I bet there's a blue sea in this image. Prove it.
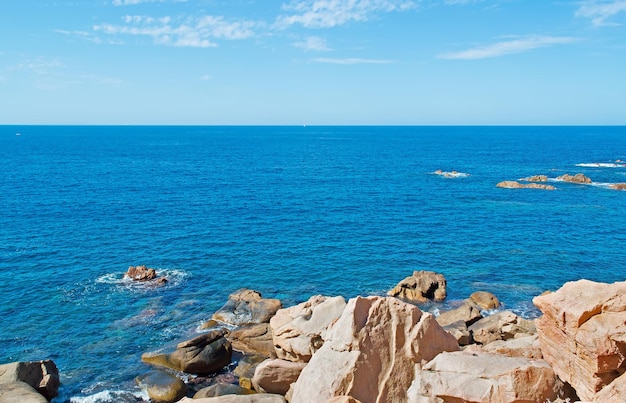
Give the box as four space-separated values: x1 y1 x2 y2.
1 125 625 402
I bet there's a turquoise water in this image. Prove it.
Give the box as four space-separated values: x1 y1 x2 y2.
1 126 625 401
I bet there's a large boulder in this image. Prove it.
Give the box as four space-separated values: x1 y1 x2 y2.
228 323 276 358
270 295 346 363
213 289 282 326
441 320 472 346
194 383 256 398
0 381 47 403
533 279 626 401
289 296 459 403
435 302 482 327
556 173 592 184
407 351 558 403
468 311 535 345
136 370 187 403
387 271 447 303
251 359 306 395
0 360 60 401
468 291 501 310
142 329 232 375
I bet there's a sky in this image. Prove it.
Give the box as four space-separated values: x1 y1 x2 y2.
1 0 626 125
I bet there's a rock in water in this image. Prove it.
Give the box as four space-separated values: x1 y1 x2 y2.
212 289 282 326
289 296 459 402
136 370 187 403
533 279 626 401
142 329 232 375
556 173 592 184
125 265 158 281
387 271 447 303
0 360 60 401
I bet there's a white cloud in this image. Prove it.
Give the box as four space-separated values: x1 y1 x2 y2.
112 0 187 5
438 35 576 60
576 0 626 26
276 0 417 28
294 36 331 51
312 57 394 64
94 15 258 48
444 0 482 4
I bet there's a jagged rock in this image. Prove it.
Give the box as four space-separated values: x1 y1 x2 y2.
556 173 592 184
194 383 256 398
468 311 536 345
125 265 158 281
270 295 346 363
228 323 276 358
0 360 60 400
178 394 286 402
142 329 232 375
136 370 187 403
496 180 556 190
212 289 282 326
289 296 459 402
482 334 543 359
435 302 482 327
387 271 447 303
252 359 307 395
0 381 47 403
533 279 626 401
407 351 558 403
593 371 626 402
468 291 501 310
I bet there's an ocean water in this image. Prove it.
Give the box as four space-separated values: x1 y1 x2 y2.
1 125 625 401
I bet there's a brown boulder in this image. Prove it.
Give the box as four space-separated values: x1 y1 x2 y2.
251 359 307 395
496 181 556 190
469 311 536 345
125 265 158 281
270 295 346 363
142 329 232 375
408 351 558 403
0 360 60 401
556 173 592 184
435 302 482 327
289 296 459 402
213 289 282 326
228 323 276 358
387 271 447 303
533 279 626 401
136 370 187 403
468 291 501 310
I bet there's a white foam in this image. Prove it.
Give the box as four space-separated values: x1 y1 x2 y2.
70 389 148 403
576 162 626 168
95 268 190 290
432 170 470 178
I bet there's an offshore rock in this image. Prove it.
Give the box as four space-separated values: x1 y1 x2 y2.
142 329 232 375
496 180 556 190
408 351 558 403
136 370 187 403
0 360 60 400
125 265 158 281
213 289 282 326
270 295 346 363
610 183 626 190
533 279 626 401
251 359 307 395
556 173 592 184
520 174 549 182
468 311 536 345
387 270 447 303
289 296 459 403
228 323 276 358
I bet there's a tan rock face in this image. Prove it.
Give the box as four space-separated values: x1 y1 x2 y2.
469 291 501 310
125 265 158 281
229 323 276 358
289 296 459 403
387 270 447 303
468 310 536 345
270 295 346 363
522 175 549 182
436 301 482 327
251 358 307 395
533 279 626 401
0 360 60 401
0 381 47 403
213 289 282 326
556 173 592 184
408 351 558 403
482 334 543 359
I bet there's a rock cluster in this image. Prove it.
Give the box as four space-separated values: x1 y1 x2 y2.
387 270 447 302
496 180 556 190
125 265 168 285
556 173 593 184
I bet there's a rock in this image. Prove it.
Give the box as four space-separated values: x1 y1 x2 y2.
0 381 48 403
593 371 626 402
482 334 543 359
194 383 256 398
229 323 276 358
468 311 536 345
142 329 232 375
0 360 60 400
326 398 362 403
435 302 482 327
125 265 158 281
270 295 346 363
234 354 267 390
468 291 501 310
407 351 558 403
289 296 459 402
201 319 221 330
136 370 187 403
177 394 286 402
521 174 548 182
251 359 307 395
441 320 472 346
496 180 556 190
213 289 282 326
387 270 447 303
533 279 626 401
556 173 592 184
610 183 626 190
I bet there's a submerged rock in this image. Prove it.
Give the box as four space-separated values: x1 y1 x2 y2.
213 289 282 326
387 270 447 303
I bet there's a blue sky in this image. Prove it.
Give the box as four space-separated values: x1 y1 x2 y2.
1 0 625 125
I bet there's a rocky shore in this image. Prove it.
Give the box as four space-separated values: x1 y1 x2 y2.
2 271 625 403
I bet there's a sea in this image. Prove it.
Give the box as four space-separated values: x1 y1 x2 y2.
1 125 625 402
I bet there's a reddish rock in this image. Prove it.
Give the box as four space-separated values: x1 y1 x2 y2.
387 271 447 303
125 265 158 281
556 173 592 184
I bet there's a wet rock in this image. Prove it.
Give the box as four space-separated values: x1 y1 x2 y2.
234 354 267 390
136 370 187 403
125 265 158 281
213 289 282 326
610 183 626 190
387 270 447 303
142 329 232 375
521 174 548 182
228 323 276 358
0 360 60 401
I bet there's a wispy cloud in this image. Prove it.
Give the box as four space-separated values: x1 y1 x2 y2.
444 0 483 4
275 0 417 28
312 57 394 64
293 36 331 51
576 0 626 26
94 15 259 47
8 57 63 74
438 35 576 60
112 0 187 6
